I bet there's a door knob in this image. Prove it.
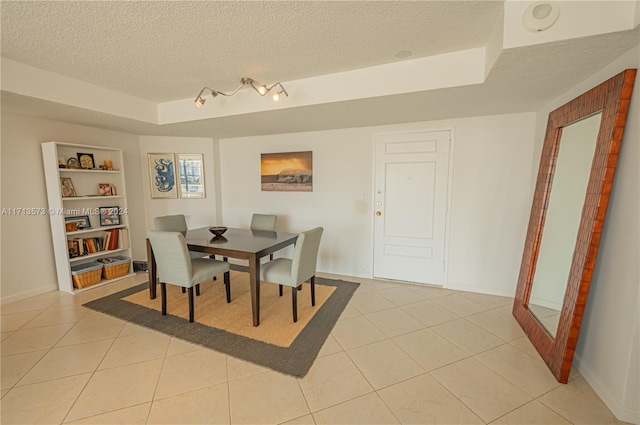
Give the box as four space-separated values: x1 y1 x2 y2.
376 211 382 216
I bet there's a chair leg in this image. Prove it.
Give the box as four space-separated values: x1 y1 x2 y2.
210 255 217 280
279 285 283 296
188 287 195 323
196 283 200 296
311 275 316 306
292 286 299 323
224 272 231 303
161 283 167 316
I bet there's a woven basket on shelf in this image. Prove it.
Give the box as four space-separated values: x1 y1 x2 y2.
72 268 102 289
102 261 130 280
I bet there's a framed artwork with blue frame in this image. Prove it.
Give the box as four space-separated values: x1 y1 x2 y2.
147 153 177 199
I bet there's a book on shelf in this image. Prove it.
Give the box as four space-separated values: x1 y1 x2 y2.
68 231 120 258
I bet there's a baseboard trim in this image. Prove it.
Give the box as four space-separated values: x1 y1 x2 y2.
574 353 639 424
1 284 58 305
444 282 515 298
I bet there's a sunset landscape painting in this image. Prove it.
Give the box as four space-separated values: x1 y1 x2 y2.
261 151 313 192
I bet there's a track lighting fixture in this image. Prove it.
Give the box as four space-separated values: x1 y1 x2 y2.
195 77 288 107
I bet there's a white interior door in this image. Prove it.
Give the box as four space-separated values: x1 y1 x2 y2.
373 130 451 285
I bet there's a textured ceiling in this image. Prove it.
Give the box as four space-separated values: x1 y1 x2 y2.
1 1 638 138
1 1 501 102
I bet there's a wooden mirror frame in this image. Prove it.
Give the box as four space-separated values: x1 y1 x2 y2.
513 69 636 383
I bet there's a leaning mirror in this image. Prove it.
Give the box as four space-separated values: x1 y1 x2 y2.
513 69 636 383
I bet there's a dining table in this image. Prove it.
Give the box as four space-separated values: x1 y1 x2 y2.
146 226 298 326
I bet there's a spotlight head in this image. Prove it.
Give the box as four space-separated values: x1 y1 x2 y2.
272 91 281 101
195 97 206 108
258 85 268 95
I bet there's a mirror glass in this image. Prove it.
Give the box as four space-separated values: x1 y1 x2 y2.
528 113 602 337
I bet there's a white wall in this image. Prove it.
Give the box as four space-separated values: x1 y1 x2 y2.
139 136 220 231
1 114 147 303
219 113 536 297
533 46 639 424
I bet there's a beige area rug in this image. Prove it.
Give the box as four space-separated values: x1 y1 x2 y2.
123 269 336 347
83 266 359 377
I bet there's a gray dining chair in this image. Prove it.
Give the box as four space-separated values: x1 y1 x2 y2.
259 227 323 322
251 213 277 260
154 214 205 259
147 230 231 322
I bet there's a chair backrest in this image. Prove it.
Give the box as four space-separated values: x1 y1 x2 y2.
291 227 323 285
250 213 277 231
147 230 192 286
154 214 188 234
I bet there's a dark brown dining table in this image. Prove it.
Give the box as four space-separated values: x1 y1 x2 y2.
146 227 298 326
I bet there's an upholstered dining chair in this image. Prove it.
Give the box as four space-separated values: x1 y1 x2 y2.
251 213 277 260
154 214 205 259
259 227 323 322
147 230 231 323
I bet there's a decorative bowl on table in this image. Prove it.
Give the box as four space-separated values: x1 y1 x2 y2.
209 226 227 237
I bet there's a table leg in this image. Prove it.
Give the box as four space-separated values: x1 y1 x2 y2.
248 255 261 326
146 239 157 299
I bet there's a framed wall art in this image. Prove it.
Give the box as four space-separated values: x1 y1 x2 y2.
260 151 313 192
147 153 177 199
177 153 205 199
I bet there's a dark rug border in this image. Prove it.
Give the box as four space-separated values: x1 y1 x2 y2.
83 270 359 378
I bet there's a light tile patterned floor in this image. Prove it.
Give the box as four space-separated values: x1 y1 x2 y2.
0 272 630 424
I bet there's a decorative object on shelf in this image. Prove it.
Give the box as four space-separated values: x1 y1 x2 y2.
99 206 120 226
147 153 177 199
71 262 103 289
60 177 77 197
261 151 313 192
209 226 227 237
58 157 66 168
110 185 117 196
65 215 91 230
195 77 288 107
98 183 111 196
77 153 95 169
177 153 206 199
66 157 80 169
98 256 131 280
104 160 113 170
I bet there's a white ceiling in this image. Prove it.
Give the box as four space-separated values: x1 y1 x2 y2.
1 1 638 138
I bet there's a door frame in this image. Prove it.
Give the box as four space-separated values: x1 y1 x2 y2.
369 126 456 287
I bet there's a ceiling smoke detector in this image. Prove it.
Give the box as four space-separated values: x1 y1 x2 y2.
522 1 560 32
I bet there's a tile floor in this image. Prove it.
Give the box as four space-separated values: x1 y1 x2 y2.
0 272 629 424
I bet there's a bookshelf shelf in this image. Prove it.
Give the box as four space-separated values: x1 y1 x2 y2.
62 195 125 201
66 224 126 236
42 142 133 294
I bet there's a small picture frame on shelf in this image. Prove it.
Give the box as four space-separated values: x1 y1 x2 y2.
77 153 95 169
99 207 120 226
66 157 80 169
65 215 91 230
60 177 77 197
98 183 111 196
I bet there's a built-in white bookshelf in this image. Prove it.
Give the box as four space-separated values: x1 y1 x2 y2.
42 142 134 293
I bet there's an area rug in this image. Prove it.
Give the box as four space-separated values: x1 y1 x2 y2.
83 267 359 377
